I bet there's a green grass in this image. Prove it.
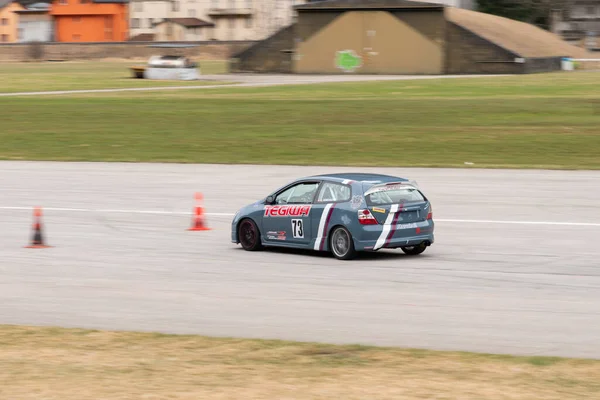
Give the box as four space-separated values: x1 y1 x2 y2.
1 70 599 169
0 60 231 92
1 324 599 400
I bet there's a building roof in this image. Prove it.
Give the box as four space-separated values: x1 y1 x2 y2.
128 33 155 41
14 1 49 12
295 0 444 11
157 17 215 28
447 7 592 58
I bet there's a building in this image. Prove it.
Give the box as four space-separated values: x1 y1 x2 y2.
128 0 309 41
14 2 53 42
307 0 474 8
49 0 128 42
153 17 214 41
231 0 591 75
0 0 25 42
551 0 600 50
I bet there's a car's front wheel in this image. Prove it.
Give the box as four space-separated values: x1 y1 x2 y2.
238 219 263 251
329 226 357 260
401 242 427 255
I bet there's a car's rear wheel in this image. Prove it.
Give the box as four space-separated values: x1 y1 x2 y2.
401 242 427 255
329 226 357 260
238 219 263 251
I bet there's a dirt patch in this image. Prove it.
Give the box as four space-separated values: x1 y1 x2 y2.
1 325 599 400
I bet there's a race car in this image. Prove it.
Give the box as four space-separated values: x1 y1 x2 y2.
231 173 434 260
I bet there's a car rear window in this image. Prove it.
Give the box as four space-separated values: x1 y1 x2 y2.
365 185 425 206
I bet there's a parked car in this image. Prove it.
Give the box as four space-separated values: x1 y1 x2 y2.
231 173 434 260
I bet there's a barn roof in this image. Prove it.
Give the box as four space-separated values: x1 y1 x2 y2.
295 0 444 11
447 7 592 59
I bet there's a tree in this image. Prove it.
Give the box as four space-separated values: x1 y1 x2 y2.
476 0 574 30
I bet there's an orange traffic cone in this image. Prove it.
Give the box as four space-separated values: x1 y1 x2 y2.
188 193 211 231
25 207 52 248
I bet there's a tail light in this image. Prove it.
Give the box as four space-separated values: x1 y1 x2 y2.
358 209 378 225
426 204 433 220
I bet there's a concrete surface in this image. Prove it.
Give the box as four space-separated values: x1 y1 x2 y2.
0 73 509 97
0 161 599 359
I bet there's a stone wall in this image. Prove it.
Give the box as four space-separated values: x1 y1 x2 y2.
0 41 256 62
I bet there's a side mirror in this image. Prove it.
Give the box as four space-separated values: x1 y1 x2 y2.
266 195 274 204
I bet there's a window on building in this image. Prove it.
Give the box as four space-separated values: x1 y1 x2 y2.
228 18 235 28
1 18 8 26
59 0 67 4
172 1 179 11
245 17 252 28
80 0 90 3
148 18 153 28
132 18 139 28
211 0 218 8
245 0 251 9
72 34 80 40
586 5 596 15
228 0 235 8
188 9 196 17
73 16 81 22
1 34 8 42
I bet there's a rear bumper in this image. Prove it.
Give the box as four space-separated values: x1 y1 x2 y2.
353 220 435 251
356 233 434 251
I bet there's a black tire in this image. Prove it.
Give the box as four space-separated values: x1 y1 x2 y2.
238 219 263 251
401 242 427 256
329 226 357 260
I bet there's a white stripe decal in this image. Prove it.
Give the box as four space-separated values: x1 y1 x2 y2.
374 204 399 250
314 203 334 250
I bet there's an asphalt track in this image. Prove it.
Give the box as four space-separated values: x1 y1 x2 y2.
1 161 599 359
0 73 508 97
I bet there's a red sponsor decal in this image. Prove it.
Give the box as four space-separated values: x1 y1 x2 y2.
264 205 312 217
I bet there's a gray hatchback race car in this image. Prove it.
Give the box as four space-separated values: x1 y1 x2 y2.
231 173 434 260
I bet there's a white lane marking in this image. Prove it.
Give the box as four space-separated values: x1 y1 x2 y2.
0 206 231 216
314 203 334 251
0 206 598 227
436 219 600 227
373 204 400 250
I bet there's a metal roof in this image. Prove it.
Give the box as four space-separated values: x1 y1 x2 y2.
307 173 409 183
146 43 200 48
294 0 445 11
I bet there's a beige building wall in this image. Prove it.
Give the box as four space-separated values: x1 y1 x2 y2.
130 0 308 41
0 2 24 43
129 0 170 38
154 21 213 41
294 11 444 74
154 21 186 41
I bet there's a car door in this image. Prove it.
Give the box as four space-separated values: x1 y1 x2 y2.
311 181 353 251
261 181 321 247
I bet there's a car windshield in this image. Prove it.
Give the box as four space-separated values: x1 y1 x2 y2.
365 185 425 206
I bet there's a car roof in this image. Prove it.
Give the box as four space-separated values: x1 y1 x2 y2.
305 172 409 184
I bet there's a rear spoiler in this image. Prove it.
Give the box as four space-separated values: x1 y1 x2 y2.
363 180 420 196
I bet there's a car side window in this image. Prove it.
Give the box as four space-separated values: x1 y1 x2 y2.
316 182 351 203
275 182 320 205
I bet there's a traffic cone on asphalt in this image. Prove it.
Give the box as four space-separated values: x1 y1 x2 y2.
188 193 211 231
25 207 52 248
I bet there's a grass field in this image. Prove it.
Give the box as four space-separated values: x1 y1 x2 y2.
1 325 598 400
1 67 599 169
0 60 230 92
